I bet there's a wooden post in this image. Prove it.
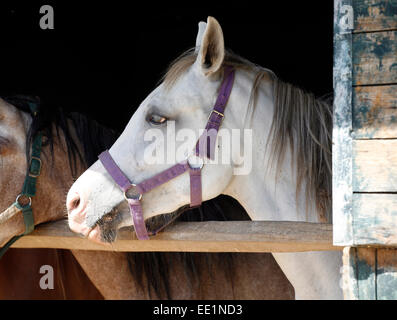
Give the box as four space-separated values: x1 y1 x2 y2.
333 0 354 246
334 0 397 300
343 247 397 300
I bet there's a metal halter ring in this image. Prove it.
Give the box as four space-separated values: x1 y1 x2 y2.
124 184 143 201
187 154 204 170
16 194 32 208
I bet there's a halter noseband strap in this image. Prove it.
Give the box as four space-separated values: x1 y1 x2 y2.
98 66 235 240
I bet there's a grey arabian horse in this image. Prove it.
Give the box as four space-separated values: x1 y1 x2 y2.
67 17 341 299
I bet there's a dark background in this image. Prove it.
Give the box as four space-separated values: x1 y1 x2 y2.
0 1 334 132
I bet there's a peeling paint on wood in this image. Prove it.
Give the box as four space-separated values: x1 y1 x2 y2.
352 193 397 246
353 140 397 192
342 247 359 299
353 85 397 138
353 0 397 32
377 248 397 299
343 247 397 300
353 31 397 85
333 0 354 246
337 0 397 300
355 248 377 299
342 247 376 299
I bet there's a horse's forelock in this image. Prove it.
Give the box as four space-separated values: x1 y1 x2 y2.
162 47 259 90
162 48 197 90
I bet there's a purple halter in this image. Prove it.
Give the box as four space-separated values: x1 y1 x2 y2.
98 66 235 240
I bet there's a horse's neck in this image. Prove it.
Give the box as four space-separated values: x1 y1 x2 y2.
223 73 343 299
224 71 318 223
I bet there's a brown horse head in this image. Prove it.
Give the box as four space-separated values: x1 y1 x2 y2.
0 95 117 247
0 96 74 246
0 95 118 299
0 97 31 242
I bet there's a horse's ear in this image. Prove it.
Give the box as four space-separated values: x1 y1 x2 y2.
195 16 225 77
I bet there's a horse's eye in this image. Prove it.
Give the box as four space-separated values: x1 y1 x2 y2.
148 114 167 126
0 136 10 154
0 136 9 146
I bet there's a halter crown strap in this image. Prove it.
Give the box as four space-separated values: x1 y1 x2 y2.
196 65 235 159
22 133 43 197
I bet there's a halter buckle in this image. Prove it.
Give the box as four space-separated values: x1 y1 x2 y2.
28 156 42 178
212 110 224 117
208 109 224 121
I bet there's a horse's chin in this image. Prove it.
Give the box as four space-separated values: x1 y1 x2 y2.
96 204 190 243
143 204 190 235
0 236 12 248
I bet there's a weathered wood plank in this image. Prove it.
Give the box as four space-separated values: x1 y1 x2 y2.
353 85 397 139
353 140 397 192
333 0 354 246
353 31 397 85
377 248 397 299
354 247 377 299
342 247 377 300
343 247 397 300
342 247 359 299
10 219 340 252
353 0 397 32
352 193 397 246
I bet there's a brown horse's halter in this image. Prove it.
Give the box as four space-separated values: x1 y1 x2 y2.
99 66 235 240
0 102 43 258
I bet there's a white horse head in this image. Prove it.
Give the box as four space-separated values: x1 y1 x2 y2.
67 17 251 236
67 15 333 238
66 16 342 299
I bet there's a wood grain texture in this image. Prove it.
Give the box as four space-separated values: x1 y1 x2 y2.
10 219 340 253
353 140 397 192
333 0 354 246
343 247 397 300
342 247 377 299
377 248 397 299
352 193 397 246
353 31 397 85
353 0 397 32
342 247 358 299
353 85 397 138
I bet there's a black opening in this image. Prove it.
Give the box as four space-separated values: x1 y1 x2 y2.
0 1 333 131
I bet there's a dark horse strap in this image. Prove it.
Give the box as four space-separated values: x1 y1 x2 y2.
0 102 43 258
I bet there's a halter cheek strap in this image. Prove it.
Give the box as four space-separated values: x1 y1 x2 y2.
98 66 235 240
196 66 235 159
0 106 43 259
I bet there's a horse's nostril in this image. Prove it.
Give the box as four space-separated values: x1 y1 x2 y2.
67 194 81 212
72 198 80 209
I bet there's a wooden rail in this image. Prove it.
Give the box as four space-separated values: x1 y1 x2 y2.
10 219 340 253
